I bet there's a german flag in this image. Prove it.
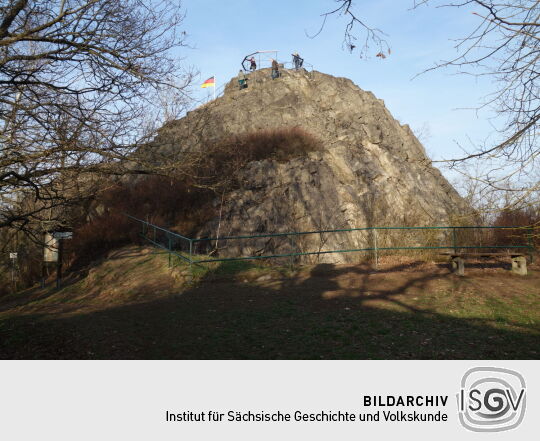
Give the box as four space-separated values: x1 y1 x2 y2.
201 76 215 88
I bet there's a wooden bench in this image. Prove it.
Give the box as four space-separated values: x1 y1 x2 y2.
440 252 528 276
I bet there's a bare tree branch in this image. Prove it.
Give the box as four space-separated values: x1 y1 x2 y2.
313 1 391 58
0 0 195 236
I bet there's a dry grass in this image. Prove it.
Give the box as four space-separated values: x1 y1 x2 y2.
0 246 539 359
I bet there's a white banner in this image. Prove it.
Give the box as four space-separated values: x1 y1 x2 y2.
0 361 537 440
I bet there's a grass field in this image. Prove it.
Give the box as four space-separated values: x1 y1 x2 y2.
0 247 539 359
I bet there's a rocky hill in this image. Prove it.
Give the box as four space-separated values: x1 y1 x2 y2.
152 68 470 262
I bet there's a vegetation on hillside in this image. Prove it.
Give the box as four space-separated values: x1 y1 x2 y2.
0 127 322 288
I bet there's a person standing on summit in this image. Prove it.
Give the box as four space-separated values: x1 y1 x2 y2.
271 59 280 79
249 57 257 71
292 52 304 70
238 70 248 90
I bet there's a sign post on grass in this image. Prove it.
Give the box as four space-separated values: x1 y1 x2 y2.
9 252 18 292
53 232 73 289
43 231 73 289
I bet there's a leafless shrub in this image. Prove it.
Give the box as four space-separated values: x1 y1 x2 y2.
66 128 322 268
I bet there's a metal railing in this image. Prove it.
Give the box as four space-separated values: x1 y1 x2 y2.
125 214 536 273
282 60 314 71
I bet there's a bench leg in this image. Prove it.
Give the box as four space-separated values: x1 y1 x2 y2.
451 257 465 276
511 256 527 276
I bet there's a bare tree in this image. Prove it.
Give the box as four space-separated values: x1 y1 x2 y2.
414 1 540 210
310 0 391 58
323 1 540 213
0 0 194 234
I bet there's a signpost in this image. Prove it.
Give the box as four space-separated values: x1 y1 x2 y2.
53 232 73 240
55 232 72 289
9 252 18 292
43 231 73 289
44 233 59 262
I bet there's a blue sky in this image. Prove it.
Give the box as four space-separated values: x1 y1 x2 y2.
178 0 499 166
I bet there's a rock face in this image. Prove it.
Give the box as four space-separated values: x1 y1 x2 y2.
155 68 470 262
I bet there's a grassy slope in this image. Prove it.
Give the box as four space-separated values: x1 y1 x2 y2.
0 247 539 359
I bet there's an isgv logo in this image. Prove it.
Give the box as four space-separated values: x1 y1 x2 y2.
457 367 526 432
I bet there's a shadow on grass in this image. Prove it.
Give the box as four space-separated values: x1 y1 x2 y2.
192 259 258 279
0 262 538 359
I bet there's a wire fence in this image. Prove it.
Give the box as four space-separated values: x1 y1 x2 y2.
125 214 536 272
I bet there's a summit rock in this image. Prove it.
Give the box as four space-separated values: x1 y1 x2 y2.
154 68 470 262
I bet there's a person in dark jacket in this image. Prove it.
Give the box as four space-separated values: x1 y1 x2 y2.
271 59 280 79
249 57 257 71
292 52 304 70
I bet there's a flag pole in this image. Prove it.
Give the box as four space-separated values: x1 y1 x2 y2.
213 74 216 100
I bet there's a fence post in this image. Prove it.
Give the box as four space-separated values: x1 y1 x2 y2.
168 234 172 268
373 228 379 269
289 234 295 270
188 239 193 283
528 227 534 263
452 227 457 254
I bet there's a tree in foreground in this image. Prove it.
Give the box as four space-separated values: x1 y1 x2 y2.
321 0 540 218
0 0 194 237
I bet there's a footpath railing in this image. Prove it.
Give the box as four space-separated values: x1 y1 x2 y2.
125 214 536 273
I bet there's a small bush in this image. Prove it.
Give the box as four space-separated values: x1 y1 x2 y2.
190 127 321 190
68 176 210 268
491 208 540 248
